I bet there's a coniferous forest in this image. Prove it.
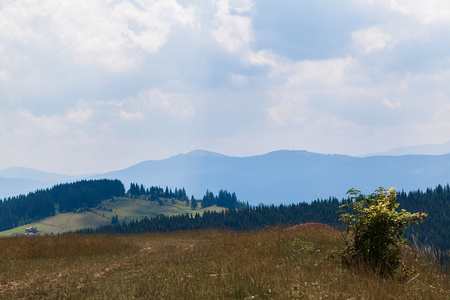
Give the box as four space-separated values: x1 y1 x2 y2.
0 179 449 251
74 198 342 235
74 184 449 251
0 179 125 231
397 185 450 250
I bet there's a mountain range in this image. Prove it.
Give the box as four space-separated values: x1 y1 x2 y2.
3 149 450 205
0 167 92 200
363 141 450 156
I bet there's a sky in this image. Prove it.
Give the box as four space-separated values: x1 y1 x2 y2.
1 0 450 175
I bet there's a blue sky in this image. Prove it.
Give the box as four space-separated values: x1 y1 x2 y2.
1 0 450 174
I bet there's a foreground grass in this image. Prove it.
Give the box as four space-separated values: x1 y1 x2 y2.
0 223 448 299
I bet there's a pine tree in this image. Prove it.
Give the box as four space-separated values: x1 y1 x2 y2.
191 198 198 209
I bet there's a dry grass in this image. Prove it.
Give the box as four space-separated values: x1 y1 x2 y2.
411 235 450 274
0 223 448 299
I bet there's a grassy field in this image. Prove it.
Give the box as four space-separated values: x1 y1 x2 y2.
0 197 226 236
0 223 447 299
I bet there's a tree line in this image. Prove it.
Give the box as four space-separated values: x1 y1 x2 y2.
74 197 343 235
127 183 188 201
397 185 450 251
201 189 241 209
126 183 243 210
0 179 125 231
73 184 449 251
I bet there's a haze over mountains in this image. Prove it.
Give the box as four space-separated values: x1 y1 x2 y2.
2 145 450 205
363 141 450 157
0 167 91 200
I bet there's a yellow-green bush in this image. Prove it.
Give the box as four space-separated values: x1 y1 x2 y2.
338 187 427 275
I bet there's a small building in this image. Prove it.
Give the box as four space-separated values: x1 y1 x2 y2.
25 226 38 233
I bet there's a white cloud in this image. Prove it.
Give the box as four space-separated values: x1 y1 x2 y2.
267 95 310 126
380 0 450 24
139 89 196 120
0 1 48 46
352 27 394 53
0 70 7 81
119 110 145 121
15 111 68 137
283 57 358 89
381 98 402 109
211 0 253 53
211 0 277 67
6 107 94 141
0 0 195 72
116 89 196 120
67 109 93 123
246 49 278 67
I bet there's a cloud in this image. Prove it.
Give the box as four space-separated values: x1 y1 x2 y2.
211 0 277 67
119 110 145 121
211 0 253 53
282 57 358 89
376 0 450 24
11 108 95 138
381 98 402 109
0 70 7 81
230 73 248 85
3 0 450 174
124 89 196 120
0 0 195 72
267 95 310 126
15 111 68 137
67 109 94 123
352 27 394 53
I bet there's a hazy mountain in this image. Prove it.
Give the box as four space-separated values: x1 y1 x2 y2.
0 167 94 199
92 150 450 205
0 177 52 199
364 141 450 156
5 150 450 205
0 167 76 182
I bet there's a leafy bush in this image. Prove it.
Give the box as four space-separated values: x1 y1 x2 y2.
338 187 427 275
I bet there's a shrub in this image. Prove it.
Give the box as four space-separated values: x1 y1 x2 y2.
338 187 427 275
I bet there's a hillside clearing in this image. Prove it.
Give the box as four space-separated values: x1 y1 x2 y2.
0 212 111 236
0 197 227 236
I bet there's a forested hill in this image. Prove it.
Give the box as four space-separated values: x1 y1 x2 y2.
75 184 449 251
0 179 244 233
126 182 242 210
1 178 448 251
0 179 125 232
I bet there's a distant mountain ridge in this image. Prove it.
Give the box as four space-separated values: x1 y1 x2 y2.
364 141 450 156
0 167 79 182
4 150 450 205
0 167 95 199
91 150 450 205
